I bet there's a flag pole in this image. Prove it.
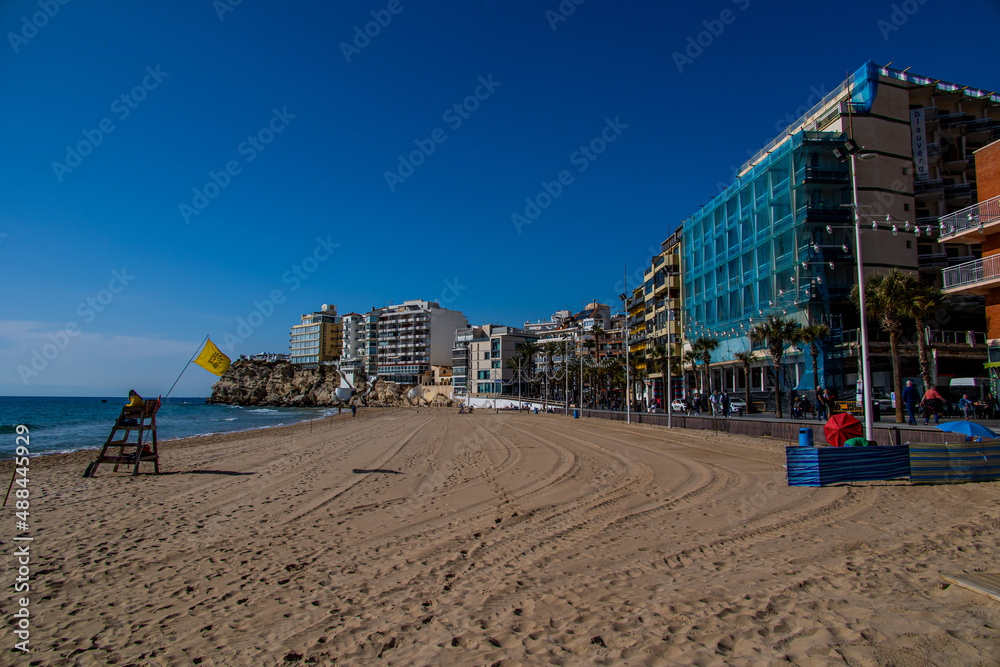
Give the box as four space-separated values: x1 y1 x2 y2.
164 335 209 401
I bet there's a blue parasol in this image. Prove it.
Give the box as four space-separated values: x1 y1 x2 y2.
936 421 999 439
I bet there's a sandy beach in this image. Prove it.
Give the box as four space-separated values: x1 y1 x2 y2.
3 409 999 665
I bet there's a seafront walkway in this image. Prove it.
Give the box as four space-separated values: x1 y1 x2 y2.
501 403 1000 448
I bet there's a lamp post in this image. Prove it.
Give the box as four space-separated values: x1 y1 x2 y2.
836 138 877 441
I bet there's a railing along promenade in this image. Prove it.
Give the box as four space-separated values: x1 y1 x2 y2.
575 409 951 447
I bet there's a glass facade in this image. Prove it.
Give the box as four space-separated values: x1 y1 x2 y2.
683 131 849 365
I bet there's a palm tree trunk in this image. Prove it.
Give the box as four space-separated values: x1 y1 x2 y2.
811 342 820 394
890 332 904 423
743 364 751 409
915 318 933 391
774 362 783 418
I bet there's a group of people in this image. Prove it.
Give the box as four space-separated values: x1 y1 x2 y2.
678 390 736 417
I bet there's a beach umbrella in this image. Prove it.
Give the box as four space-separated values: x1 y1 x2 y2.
936 421 999 439
824 412 863 447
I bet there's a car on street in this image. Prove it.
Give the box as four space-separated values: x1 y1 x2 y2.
728 397 747 415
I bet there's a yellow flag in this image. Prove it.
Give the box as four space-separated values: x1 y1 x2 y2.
193 338 231 376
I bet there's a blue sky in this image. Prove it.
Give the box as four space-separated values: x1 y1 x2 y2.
2 0 998 397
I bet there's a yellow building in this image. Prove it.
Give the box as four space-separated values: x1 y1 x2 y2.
289 304 342 366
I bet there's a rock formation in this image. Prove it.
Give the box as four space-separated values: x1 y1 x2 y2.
207 359 454 408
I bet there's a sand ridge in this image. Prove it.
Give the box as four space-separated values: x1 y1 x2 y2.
2 409 999 665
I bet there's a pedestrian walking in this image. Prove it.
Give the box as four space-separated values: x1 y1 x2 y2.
902 379 920 425
815 386 827 421
351 405 357 417
920 385 944 426
721 391 730 417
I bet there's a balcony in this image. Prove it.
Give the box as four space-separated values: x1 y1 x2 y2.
914 179 945 198
796 165 849 184
942 254 1000 295
801 205 851 223
936 193 1000 243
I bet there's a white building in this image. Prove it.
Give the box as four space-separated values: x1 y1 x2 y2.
372 299 468 384
340 312 365 370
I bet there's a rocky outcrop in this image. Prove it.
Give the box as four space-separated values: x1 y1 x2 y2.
207 359 455 408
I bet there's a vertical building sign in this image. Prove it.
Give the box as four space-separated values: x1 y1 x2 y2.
911 108 928 182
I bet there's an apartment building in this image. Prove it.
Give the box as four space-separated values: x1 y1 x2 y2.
940 138 1000 393
289 304 342 367
371 300 468 384
468 325 539 397
339 312 366 374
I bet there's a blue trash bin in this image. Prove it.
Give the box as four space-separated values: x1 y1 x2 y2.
573 409 580 419
799 427 814 447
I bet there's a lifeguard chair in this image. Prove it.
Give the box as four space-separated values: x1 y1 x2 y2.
86 397 161 477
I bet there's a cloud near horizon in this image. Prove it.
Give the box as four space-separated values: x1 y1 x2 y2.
0 320 219 397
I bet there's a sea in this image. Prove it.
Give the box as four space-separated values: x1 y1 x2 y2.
0 396 339 460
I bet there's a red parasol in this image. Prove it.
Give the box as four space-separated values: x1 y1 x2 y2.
824 412 863 447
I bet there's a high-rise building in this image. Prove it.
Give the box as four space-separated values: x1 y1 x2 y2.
641 228 684 407
370 300 468 384
682 62 998 401
289 304 342 367
339 312 366 373
451 325 481 401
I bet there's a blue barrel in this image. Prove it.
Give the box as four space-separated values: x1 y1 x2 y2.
573 409 580 419
799 427 814 447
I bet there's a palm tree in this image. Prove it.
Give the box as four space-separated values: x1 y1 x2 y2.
652 343 671 410
733 350 754 410
515 340 541 392
505 354 526 404
798 323 831 401
607 357 626 409
543 341 561 404
749 316 802 418
628 353 647 410
683 349 699 396
903 280 943 392
694 336 720 395
591 325 605 362
851 269 912 423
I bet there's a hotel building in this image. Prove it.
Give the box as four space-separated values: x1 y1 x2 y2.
289 304 342 367
681 62 998 404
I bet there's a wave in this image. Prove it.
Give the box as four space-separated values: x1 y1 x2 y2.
0 424 41 434
247 408 279 414
222 417 238 422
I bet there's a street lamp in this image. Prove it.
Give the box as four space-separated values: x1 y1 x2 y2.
835 138 878 441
